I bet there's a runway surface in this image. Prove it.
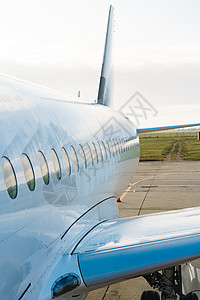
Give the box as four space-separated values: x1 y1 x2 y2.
86 160 200 300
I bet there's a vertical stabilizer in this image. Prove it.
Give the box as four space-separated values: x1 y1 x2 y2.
97 5 114 107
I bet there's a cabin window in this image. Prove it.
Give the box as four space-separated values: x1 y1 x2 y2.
22 153 35 191
62 147 71 175
130 139 133 149
128 138 131 149
132 138 134 148
96 142 103 161
91 142 98 164
1 157 17 199
85 143 93 166
127 139 130 150
51 149 61 180
70 146 79 172
109 140 114 157
123 138 126 152
38 151 50 185
116 139 120 154
131 139 134 149
124 138 126 151
105 140 111 158
114 139 119 155
118 138 122 154
120 138 123 152
126 138 129 151
121 138 124 152
112 139 117 155
101 141 107 160
79 145 86 169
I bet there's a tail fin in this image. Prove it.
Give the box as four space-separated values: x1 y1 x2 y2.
97 5 114 107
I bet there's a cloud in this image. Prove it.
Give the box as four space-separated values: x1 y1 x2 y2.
0 59 199 112
0 60 100 102
115 62 200 107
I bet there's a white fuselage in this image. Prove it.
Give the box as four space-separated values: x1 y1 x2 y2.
0 74 139 299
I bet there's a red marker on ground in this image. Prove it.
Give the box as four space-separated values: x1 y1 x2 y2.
117 198 121 202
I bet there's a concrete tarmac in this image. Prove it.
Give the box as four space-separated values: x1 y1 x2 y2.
86 160 200 300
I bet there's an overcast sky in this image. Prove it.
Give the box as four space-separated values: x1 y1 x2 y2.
0 0 200 126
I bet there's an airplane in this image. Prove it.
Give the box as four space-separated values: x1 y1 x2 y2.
0 5 200 300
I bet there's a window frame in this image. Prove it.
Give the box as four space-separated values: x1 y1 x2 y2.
51 149 62 180
91 142 98 164
38 150 50 185
22 153 36 191
85 143 93 166
112 139 117 156
62 147 71 176
79 144 87 169
100 141 107 160
115 138 119 155
109 139 115 157
121 138 124 152
70 146 79 172
105 140 111 158
1 156 18 199
96 142 103 162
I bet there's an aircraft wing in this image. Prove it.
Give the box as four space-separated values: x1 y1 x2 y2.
137 123 200 133
74 207 200 289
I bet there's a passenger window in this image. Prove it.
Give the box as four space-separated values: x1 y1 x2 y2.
116 139 119 154
132 138 135 148
70 146 79 172
105 140 111 158
96 142 103 161
130 139 133 149
123 138 126 152
51 149 61 180
132 138 134 148
1 156 17 199
85 144 93 166
79 145 86 168
132 140 134 149
118 138 122 153
62 147 71 175
109 140 114 157
125 138 128 151
121 138 124 152
101 141 107 160
91 143 98 164
129 139 131 150
22 153 35 191
115 139 119 154
38 151 50 185
126 139 129 150
112 139 117 155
